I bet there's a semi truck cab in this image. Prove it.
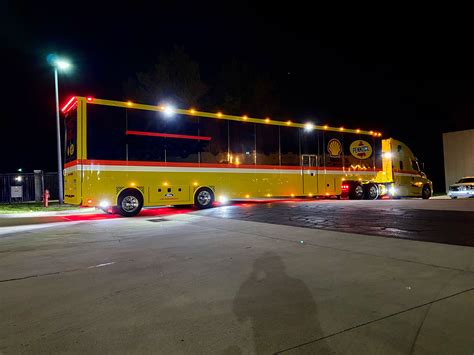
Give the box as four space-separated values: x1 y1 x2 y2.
344 138 432 199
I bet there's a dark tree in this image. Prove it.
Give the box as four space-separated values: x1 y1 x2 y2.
209 59 280 117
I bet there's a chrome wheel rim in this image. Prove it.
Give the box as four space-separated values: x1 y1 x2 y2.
355 185 364 198
369 185 378 199
197 190 212 206
122 196 139 212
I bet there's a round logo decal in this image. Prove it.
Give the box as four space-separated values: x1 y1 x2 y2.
327 139 342 158
350 140 372 159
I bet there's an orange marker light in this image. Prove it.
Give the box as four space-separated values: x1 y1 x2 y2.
193 182 198 186
340 127 344 131
324 125 328 129
87 199 93 204
190 108 196 114
217 112 223 118
127 101 133 106
265 118 270 123
245 194 250 198
163 182 169 186
130 182 136 187
243 115 248 120
290 193 295 197
356 129 360 133
286 120 292 125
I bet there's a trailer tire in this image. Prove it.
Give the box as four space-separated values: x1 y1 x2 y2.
365 183 379 200
117 189 143 217
349 183 364 200
194 187 214 209
421 185 431 199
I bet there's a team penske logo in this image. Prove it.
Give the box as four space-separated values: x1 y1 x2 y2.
350 140 372 159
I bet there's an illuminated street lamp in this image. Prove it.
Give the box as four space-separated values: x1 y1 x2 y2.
48 54 72 204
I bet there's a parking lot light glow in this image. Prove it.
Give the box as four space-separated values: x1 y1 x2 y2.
163 105 175 117
304 122 314 131
15 176 22 182
383 152 393 159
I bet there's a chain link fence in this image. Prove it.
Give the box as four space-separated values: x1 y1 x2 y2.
0 172 59 203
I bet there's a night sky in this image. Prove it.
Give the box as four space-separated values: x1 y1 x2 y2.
2 2 473 192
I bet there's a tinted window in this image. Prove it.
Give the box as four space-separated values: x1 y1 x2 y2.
280 126 300 166
256 124 279 165
64 106 77 163
87 105 126 160
199 118 229 164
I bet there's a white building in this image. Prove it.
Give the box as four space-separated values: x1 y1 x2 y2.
442 129 474 192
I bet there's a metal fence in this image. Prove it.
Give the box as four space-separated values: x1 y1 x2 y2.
0 172 59 203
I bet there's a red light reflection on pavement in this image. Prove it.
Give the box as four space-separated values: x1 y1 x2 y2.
62 213 120 221
60 198 322 222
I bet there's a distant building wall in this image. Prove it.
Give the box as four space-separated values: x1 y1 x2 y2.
442 129 474 192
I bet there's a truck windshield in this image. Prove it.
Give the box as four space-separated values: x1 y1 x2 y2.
458 178 474 183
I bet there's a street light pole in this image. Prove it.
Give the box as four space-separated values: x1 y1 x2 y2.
54 67 64 204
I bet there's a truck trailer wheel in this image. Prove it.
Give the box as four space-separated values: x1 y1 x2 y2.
194 187 215 209
365 183 379 200
117 189 143 217
349 183 364 200
421 185 431 199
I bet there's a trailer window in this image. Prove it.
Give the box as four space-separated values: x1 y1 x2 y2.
399 160 404 171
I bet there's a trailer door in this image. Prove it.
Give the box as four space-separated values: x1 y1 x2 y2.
302 154 318 195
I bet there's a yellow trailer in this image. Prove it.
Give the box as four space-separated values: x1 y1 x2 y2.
62 96 432 216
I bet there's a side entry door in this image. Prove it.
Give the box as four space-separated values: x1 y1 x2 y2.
302 154 318 195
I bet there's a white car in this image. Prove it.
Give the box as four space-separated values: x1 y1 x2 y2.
448 176 474 199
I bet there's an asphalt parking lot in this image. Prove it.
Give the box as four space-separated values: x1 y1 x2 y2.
199 198 474 247
1 198 473 354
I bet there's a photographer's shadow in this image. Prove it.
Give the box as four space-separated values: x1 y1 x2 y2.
232 252 331 354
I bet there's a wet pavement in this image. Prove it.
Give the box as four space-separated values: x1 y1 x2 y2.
197 199 474 247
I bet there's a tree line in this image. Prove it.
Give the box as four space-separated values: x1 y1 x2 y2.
124 46 280 118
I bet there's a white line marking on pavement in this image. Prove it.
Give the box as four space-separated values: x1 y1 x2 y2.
88 262 116 269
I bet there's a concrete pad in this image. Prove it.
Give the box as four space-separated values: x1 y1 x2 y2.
0 214 473 353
